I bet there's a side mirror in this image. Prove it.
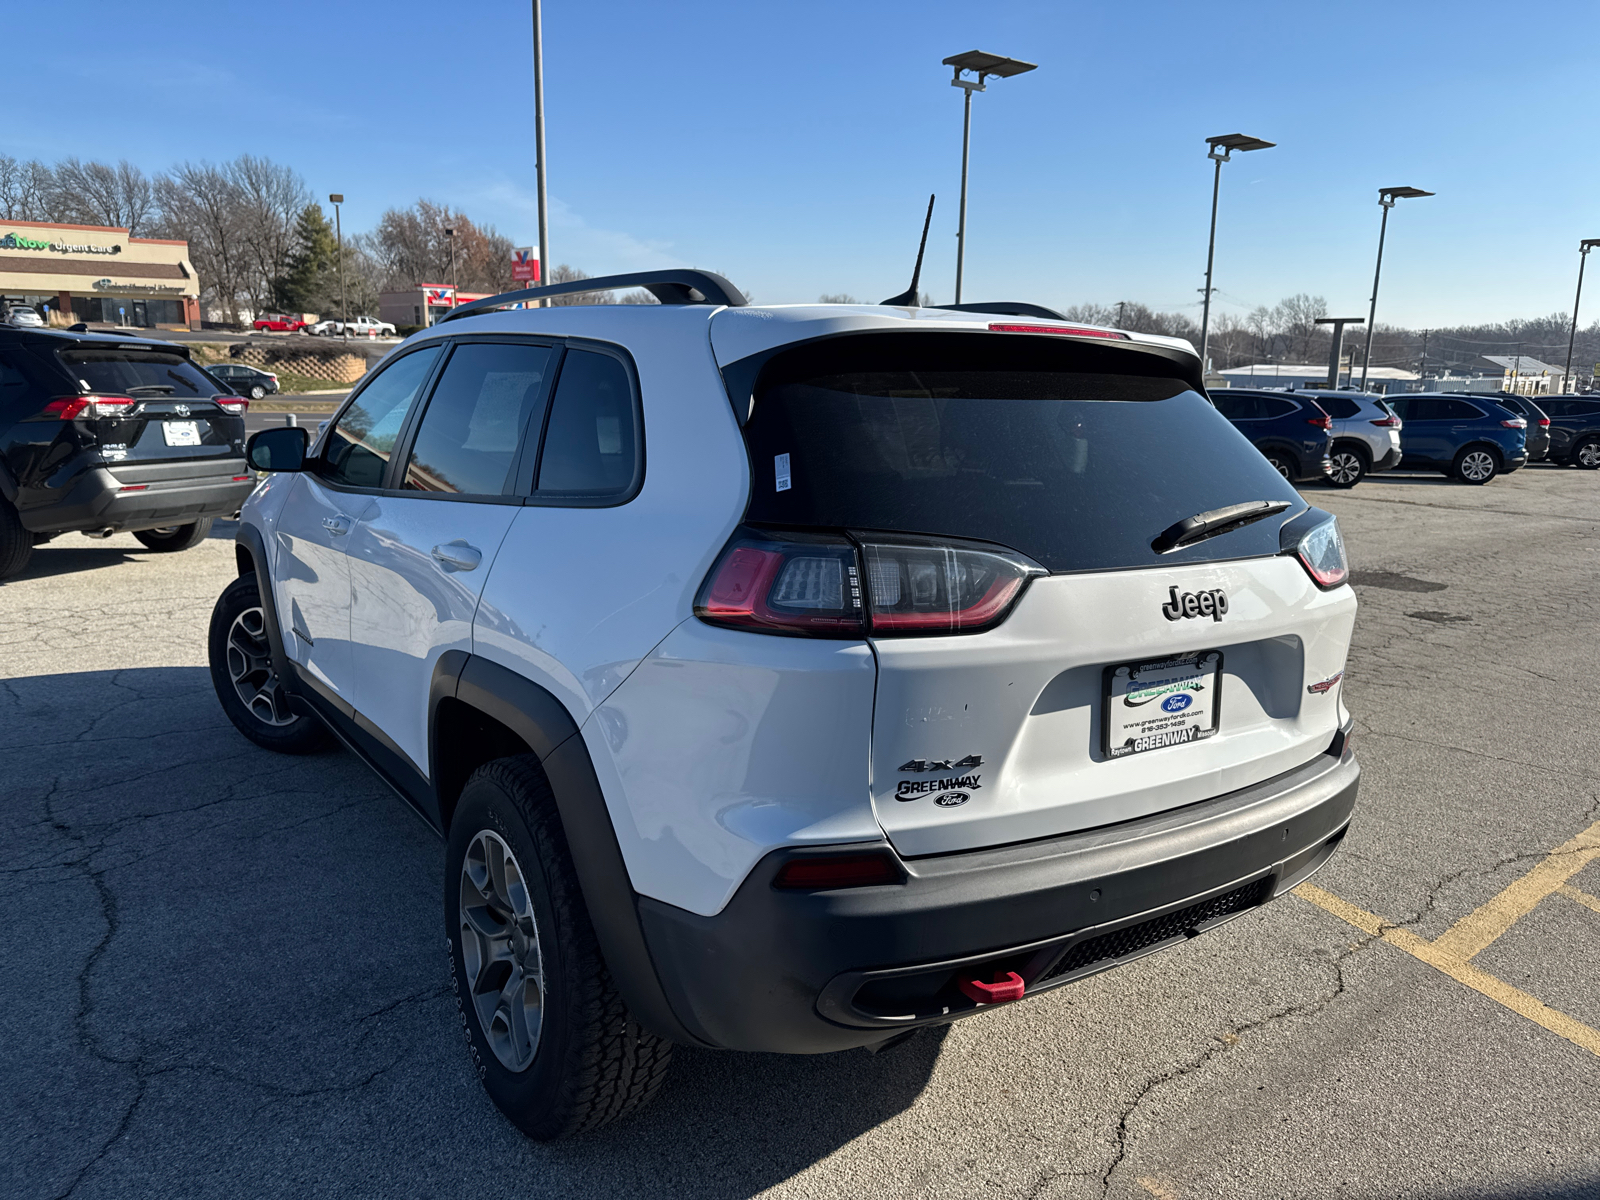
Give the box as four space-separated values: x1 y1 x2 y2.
246 426 310 472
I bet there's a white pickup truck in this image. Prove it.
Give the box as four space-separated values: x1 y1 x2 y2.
309 315 396 337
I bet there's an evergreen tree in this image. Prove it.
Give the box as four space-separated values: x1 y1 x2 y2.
273 202 339 314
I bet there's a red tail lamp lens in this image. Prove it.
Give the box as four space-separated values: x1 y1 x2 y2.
215 395 250 415
1369 416 1400 428
861 540 1042 633
772 852 902 890
695 531 864 636
1538 417 1551 427
1294 515 1348 589
1501 418 1526 429
42 395 134 420
988 322 1129 340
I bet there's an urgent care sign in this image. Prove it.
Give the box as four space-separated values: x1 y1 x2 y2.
512 247 540 282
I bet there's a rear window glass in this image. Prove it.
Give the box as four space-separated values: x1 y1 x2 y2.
1317 396 1360 419
59 349 220 398
739 333 1303 574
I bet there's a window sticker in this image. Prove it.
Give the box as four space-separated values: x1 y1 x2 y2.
775 452 791 492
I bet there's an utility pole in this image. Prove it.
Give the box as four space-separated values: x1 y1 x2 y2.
1419 328 1429 388
329 193 346 337
531 0 550 306
1565 239 1600 391
1116 300 1126 327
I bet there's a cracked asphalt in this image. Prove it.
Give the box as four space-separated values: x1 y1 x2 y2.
4 463 1600 1200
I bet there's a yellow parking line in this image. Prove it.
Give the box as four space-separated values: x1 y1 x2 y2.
1430 820 1600 961
1294 882 1600 1060
1557 883 1600 918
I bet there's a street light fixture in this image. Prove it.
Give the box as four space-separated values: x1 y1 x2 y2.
1564 238 1600 392
1360 186 1434 391
942 50 1037 305
1199 133 1275 374
329 193 347 338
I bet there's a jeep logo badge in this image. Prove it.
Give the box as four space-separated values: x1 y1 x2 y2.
1162 585 1228 622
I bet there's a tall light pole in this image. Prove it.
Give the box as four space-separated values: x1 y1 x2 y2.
328 193 346 338
444 225 458 299
942 50 1036 305
1564 239 1600 392
1199 134 1274 373
531 0 550 306
1360 186 1433 391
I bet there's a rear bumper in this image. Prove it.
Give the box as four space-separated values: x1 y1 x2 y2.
19 459 255 534
1374 445 1402 471
637 740 1359 1053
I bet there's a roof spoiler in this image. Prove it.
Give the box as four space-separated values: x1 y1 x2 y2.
441 269 746 323
934 301 1068 320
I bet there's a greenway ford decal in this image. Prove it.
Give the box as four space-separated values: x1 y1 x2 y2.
896 773 982 801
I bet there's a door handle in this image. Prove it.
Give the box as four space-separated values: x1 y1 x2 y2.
322 515 351 536
431 541 483 572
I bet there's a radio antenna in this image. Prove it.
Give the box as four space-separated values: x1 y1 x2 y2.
880 194 935 306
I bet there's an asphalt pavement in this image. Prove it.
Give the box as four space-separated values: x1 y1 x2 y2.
3 464 1598 1199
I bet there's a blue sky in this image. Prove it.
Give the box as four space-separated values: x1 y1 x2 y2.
8 1 1599 326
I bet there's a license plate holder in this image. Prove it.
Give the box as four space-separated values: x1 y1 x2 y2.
163 420 201 447
1102 650 1223 759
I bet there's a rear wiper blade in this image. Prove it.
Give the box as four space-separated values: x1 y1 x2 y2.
127 385 175 395
1151 500 1292 554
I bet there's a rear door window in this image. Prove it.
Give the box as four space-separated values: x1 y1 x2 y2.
1263 397 1299 418
1443 400 1484 420
737 332 1302 574
400 342 553 495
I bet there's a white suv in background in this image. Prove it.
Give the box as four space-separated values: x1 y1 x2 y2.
211 270 1360 1140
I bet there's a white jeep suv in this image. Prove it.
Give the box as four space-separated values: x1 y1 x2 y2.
210 270 1359 1139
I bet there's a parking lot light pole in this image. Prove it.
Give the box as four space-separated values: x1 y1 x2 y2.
1564 239 1600 391
329 193 346 338
445 226 458 298
532 0 550 307
941 50 1036 305
1315 316 1365 389
1199 134 1275 373
1361 186 1433 391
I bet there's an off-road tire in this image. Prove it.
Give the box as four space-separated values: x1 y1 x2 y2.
446 756 672 1140
1326 444 1368 488
1452 445 1499 485
134 518 214 552
1571 436 1600 470
207 574 332 753
0 497 33 580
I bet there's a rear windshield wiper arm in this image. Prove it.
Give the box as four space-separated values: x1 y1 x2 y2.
127 385 175 395
1151 500 1292 554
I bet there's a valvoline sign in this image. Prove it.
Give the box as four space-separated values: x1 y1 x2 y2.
512 247 540 283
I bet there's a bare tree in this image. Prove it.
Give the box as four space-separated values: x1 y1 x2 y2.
546 265 613 305
1271 293 1328 361
372 199 516 294
0 156 55 220
819 293 859 304
51 158 156 235
155 163 248 324
230 155 309 316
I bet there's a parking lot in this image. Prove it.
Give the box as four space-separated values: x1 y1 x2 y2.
3 463 1598 1199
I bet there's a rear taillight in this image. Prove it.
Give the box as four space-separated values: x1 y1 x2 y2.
1369 416 1401 427
987 322 1129 340
1501 418 1526 429
1538 417 1551 427
42 394 134 420
1292 514 1348 589
694 526 1044 638
214 395 250 415
772 851 902 890
1306 403 1332 430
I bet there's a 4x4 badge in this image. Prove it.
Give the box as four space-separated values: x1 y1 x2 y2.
1162 585 1227 622
898 755 982 772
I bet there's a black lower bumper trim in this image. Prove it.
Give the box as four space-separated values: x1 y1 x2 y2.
637 745 1359 1053
21 464 253 533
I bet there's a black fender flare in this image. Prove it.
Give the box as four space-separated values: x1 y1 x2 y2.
436 654 707 1047
234 523 293 690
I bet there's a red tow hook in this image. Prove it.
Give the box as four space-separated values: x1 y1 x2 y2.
956 970 1026 1005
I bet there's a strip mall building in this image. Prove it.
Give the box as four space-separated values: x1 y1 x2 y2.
0 219 200 330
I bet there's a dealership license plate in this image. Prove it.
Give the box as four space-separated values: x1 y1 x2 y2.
1103 651 1223 759
163 420 201 447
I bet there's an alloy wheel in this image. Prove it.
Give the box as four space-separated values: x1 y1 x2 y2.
225 606 295 726
1577 440 1600 469
1267 456 1291 480
1329 451 1364 485
459 830 545 1072
1460 450 1496 482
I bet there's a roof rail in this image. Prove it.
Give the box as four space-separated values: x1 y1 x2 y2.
441 269 746 323
934 301 1068 320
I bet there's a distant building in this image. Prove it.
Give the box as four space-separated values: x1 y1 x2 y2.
0 219 200 330
379 284 493 330
1216 363 1419 392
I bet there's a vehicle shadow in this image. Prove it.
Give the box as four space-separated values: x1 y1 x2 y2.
2 542 145 583
1 665 947 1200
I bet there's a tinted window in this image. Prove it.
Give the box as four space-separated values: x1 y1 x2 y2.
1442 400 1483 420
402 342 552 495
1395 398 1443 420
536 349 639 494
1497 397 1527 416
1569 400 1600 416
59 348 219 399
1317 396 1360 419
322 346 441 489
0 351 40 419
1213 393 1267 419
1263 397 1299 418
740 332 1302 575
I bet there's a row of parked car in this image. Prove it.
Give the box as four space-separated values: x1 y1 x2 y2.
1210 386 1600 486
251 313 397 337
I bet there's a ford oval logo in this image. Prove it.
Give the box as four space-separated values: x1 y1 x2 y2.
1161 694 1193 713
